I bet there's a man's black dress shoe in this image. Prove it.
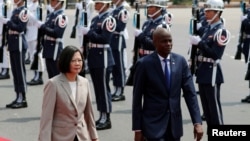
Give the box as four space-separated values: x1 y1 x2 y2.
0 73 10 79
27 79 43 85
6 101 17 108
241 95 250 103
112 95 125 101
96 120 111 130
11 100 28 109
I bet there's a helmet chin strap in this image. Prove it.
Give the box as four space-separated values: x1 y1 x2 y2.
148 8 162 18
114 0 121 6
98 4 106 13
14 0 22 5
52 1 62 10
207 11 219 24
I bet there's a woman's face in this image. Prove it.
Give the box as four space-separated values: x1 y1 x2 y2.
69 52 83 74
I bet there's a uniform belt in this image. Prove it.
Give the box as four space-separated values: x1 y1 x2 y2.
89 43 109 48
113 31 124 35
198 56 214 63
140 49 154 55
8 30 19 35
44 35 56 41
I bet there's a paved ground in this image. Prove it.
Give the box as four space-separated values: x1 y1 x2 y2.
1 5 250 141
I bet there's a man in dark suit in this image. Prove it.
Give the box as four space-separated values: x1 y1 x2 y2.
132 28 203 141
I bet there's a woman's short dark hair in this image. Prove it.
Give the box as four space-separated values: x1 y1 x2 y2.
58 45 84 73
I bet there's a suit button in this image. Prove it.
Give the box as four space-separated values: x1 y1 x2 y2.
75 123 77 126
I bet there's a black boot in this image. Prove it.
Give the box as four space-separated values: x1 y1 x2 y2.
95 112 101 125
241 95 250 103
27 71 43 85
112 87 125 101
11 93 28 109
96 113 112 130
0 68 10 79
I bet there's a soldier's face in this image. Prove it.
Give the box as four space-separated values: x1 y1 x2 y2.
51 0 59 7
95 2 104 11
147 6 160 17
205 10 216 21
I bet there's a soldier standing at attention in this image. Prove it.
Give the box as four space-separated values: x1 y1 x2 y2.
80 0 116 130
109 0 130 101
190 0 231 131
0 0 12 80
134 0 170 58
26 0 45 85
1 0 29 108
238 10 250 103
36 0 68 79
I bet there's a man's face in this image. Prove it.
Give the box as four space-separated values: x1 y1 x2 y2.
155 32 172 58
51 0 59 7
205 10 216 21
95 2 105 11
147 6 160 16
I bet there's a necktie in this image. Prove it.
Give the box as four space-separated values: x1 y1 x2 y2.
164 58 170 90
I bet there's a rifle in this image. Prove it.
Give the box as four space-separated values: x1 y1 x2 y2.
235 0 246 60
126 1 140 86
70 1 80 38
78 0 88 77
31 0 43 70
189 0 199 76
0 0 7 63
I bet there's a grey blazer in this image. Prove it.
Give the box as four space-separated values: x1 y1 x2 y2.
38 73 98 141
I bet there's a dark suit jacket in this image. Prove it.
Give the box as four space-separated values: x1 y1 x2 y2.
132 52 202 139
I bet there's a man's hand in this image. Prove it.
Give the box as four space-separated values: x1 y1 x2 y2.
134 131 144 141
193 123 203 141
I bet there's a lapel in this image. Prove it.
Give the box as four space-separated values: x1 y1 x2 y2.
59 74 78 111
75 75 83 107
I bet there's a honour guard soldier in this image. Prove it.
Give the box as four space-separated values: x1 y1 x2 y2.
75 0 95 74
80 0 116 130
134 0 171 57
239 10 250 103
26 0 45 85
36 0 68 79
0 0 12 79
1 0 30 108
109 0 130 101
190 0 231 130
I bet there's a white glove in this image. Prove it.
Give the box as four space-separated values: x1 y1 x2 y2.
197 22 202 31
134 29 142 37
80 26 90 35
36 20 44 28
190 35 201 45
241 15 247 22
0 16 9 24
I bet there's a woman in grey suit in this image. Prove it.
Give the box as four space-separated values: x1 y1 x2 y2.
38 46 99 141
